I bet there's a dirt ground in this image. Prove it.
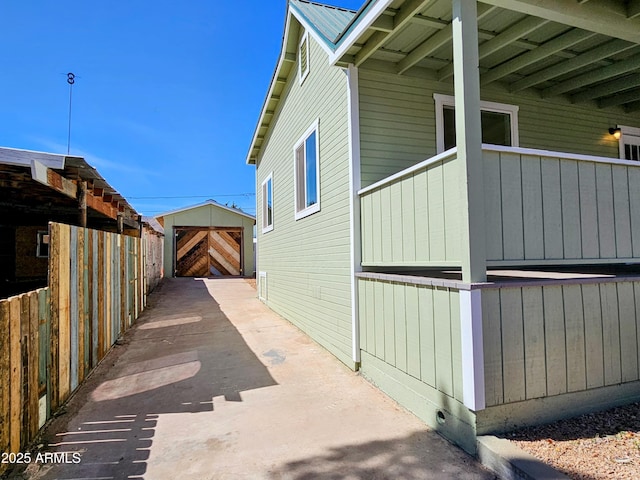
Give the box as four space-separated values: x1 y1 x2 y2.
504 401 640 479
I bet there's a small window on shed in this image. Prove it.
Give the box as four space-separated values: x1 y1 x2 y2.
299 32 310 84
37 231 49 258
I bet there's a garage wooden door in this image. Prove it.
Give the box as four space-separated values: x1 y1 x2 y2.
175 227 242 277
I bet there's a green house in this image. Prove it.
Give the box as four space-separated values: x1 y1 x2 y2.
247 0 640 454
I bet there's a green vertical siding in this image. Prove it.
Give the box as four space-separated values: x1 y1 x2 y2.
484 149 640 263
482 280 640 408
357 276 475 452
360 153 461 266
358 278 464 403
255 33 353 367
360 147 640 269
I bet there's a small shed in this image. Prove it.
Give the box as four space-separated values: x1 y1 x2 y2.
156 200 255 278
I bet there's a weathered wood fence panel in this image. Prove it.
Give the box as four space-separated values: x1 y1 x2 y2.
0 288 48 465
144 229 163 297
0 222 147 474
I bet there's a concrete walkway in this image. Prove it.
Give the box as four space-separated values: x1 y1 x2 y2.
17 278 495 480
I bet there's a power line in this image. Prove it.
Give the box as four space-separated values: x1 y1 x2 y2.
128 193 255 199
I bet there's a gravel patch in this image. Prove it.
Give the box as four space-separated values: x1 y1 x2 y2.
502 402 640 479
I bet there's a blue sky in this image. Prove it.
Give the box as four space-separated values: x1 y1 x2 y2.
0 0 363 218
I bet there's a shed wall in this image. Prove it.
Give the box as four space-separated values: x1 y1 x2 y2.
161 204 254 277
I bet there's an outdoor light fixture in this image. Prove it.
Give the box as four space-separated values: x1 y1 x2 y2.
609 127 622 140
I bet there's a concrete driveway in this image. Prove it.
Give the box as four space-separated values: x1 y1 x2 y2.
16 278 495 480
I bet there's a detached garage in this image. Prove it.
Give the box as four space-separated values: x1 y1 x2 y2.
156 200 255 278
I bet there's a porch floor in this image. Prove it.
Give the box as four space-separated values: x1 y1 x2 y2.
359 264 640 288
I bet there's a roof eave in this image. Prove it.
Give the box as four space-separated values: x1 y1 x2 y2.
246 0 355 166
245 6 295 166
329 0 394 66
156 199 255 221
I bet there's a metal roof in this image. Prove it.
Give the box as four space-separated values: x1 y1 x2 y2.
290 0 357 46
0 146 141 230
247 0 640 166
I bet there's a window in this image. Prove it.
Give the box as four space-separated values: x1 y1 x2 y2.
261 173 273 233
434 94 519 153
294 120 320 219
617 125 640 161
299 31 310 84
36 230 49 258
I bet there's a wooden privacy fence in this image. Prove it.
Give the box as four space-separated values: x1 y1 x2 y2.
0 222 145 469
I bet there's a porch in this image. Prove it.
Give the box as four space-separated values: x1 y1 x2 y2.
359 145 640 268
356 266 640 452
355 145 640 451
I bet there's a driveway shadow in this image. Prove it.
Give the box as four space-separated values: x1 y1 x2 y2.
268 431 495 480
12 278 276 480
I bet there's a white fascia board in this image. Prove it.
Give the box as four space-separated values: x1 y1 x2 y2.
246 11 295 165
30 159 49 186
329 0 394 66
0 146 67 169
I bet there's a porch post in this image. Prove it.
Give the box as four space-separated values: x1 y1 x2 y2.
452 0 486 283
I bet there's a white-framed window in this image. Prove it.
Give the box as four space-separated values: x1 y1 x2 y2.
617 125 640 161
299 31 310 84
434 93 519 153
261 173 274 233
294 120 320 220
36 230 49 258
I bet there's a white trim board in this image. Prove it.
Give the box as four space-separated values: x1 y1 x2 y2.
347 64 362 365
460 290 485 411
358 149 458 195
0 146 68 169
359 143 639 197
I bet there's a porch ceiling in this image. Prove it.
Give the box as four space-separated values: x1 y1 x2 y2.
336 0 640 113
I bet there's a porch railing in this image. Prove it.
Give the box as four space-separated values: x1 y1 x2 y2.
359 146 640 267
